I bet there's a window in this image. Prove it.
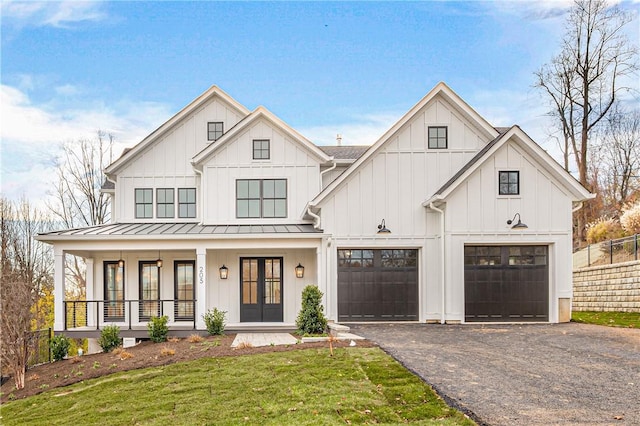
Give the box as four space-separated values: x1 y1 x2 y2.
104 261 124 321
139 261 160 320
428 126 448 149
178 188 196 218
338 249 374 268
174 261 195 320
156 188 174 218
253 139 270 160
236 179 287 218
135 189 153 218
499 171 520 195
207 122 224 141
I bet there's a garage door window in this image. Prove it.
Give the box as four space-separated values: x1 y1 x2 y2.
381 250 417 267
338 249 373 267
464 246 501 266
508 246 547 265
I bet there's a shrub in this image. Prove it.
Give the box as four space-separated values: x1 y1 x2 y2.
203 308 226 335
586 217 624 243
147 315 169 343
51 334 71 361
160 347 175 356
296 285 327 335
621 202 640 235
188 333 204 343
98 325 121 353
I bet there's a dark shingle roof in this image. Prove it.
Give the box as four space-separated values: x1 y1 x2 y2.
317 145 369 160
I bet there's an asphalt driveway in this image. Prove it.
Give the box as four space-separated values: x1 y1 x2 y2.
351 323 640 426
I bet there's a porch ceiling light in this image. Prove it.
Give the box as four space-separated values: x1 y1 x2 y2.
507 213 528 229
156 251 163 268
219 264 229 280
295 263 305 278
377 219 391 234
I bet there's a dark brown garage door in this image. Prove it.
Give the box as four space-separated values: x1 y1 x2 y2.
338 249 418 321
464 246 548 322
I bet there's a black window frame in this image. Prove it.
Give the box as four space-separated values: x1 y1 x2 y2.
104 261 125 321
499 171 520 195
135 188 153 218
207 122 224 141
253 139 270 160
236 178 287 218
139 261 160 321
178 188 197 218
156 188 175 219
174 260 195 321
428 126 448 149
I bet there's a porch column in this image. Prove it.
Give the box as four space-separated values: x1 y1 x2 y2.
53 247 65 332
196 247 207 329
316 244 326 314
86 258 95 327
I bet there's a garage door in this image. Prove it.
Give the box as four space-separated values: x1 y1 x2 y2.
464 246 548 322
338 249 418 321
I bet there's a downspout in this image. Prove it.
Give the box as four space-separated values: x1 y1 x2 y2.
193 166 204 225
320 159 337 191
572 202 583 213
429 202 446 325
105 175 117 224
307 204 321 230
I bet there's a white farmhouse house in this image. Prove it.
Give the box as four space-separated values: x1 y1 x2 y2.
37 82 593 337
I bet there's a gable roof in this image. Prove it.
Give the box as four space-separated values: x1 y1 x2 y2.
104 85 250 176
308 82 500 208
191 106 332 167
422 126 594 206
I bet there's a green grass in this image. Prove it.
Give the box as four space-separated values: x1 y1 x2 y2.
0 347 474 425
572 311 640 328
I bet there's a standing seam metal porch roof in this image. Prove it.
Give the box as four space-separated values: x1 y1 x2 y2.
37 222 322 238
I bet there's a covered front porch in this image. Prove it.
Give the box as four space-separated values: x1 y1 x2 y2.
39 222 328 338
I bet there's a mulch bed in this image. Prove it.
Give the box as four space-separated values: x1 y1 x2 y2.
1 334 373 403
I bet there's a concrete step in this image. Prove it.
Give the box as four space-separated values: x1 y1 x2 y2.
328 322 350 333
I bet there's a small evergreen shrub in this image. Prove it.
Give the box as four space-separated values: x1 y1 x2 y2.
147 315 169 343
51 334 71 361
296 285 327 335
98 325 121 353
203 308 226 335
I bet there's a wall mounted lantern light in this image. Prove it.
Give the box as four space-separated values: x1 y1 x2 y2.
377 219 391 234
156 251 163 268
219 264 229 280
507 213 528 229
118 251 124 268
295 263 305 278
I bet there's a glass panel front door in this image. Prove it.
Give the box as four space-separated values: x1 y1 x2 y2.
174 261 195 320
240 257 283 322
139 261 160 320
104 261 124 321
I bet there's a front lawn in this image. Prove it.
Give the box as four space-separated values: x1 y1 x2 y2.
0 347 474 425
572 311 640 328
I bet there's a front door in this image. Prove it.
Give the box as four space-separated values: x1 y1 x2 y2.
240 257 283 322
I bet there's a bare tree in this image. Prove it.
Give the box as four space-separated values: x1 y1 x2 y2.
534 0 638 239
0 198 53 389
47 131 115 298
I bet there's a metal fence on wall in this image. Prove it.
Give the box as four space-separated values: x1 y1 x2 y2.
28 328 52 367
579 234 640 268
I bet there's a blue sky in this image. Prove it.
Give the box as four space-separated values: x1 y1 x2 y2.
1 1 639 206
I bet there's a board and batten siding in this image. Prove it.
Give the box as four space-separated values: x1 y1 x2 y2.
114 96 246 222
201 118 323 224
443 138 576 323
318 96 491 238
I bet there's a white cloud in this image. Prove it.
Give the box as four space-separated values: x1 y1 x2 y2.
299 112 399 147
0 84 172 206
1 0 107 28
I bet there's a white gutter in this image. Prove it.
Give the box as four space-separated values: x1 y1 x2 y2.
193 167 205 225
429 202 446 325
572 202 584 213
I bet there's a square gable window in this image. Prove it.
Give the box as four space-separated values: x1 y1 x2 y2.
499 171 520 195
428 126 448 149
135 188 153 218
253 139 270 160
208 122 224 141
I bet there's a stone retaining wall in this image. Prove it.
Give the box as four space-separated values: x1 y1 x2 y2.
573 260 640 312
